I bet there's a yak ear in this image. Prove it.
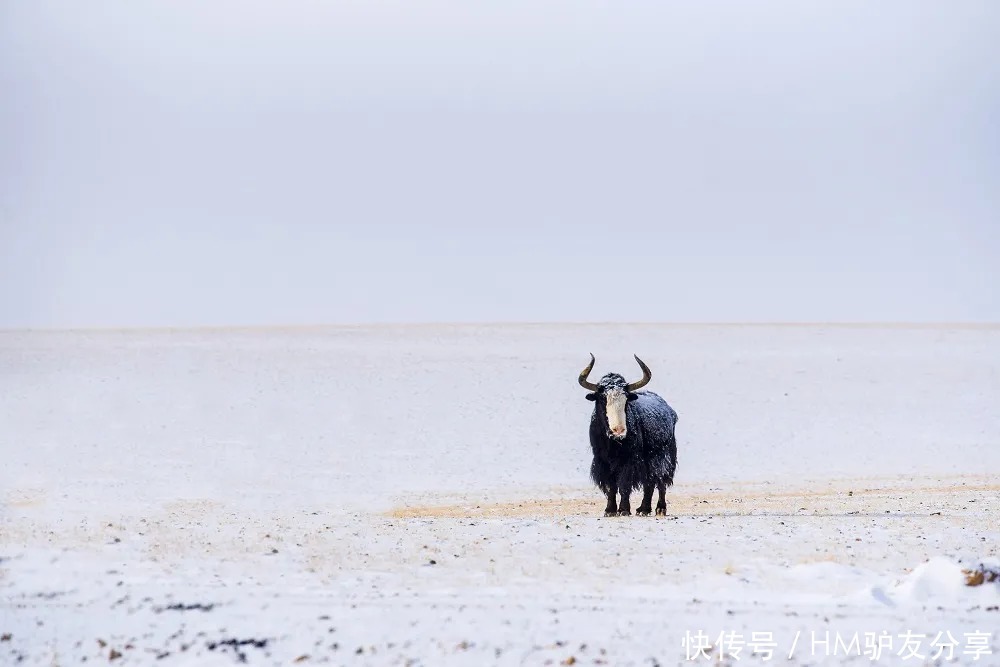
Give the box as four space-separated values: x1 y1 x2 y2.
585 392 597 401
626 393 639 402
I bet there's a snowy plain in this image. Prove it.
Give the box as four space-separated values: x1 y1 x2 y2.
1 324 999 666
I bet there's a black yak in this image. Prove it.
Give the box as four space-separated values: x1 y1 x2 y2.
578 354 678 516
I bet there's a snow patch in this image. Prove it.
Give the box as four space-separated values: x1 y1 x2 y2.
868 557 1000 607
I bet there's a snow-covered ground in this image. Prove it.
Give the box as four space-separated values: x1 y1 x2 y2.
2 324 998 665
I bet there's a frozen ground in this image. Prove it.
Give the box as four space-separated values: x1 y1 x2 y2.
1 324 998 666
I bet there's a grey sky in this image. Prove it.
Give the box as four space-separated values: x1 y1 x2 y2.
2 1 998 327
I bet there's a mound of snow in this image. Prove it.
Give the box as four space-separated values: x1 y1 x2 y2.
868 557 1000 607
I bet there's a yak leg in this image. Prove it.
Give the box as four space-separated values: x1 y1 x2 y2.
603 488 618 517
636 482 654 516
616 481 632 516
655 480 668 516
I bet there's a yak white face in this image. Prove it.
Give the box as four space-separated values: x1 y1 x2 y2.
605 387 628 440
580 358 651 441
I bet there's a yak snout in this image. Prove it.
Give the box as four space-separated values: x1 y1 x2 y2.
605 389 628 441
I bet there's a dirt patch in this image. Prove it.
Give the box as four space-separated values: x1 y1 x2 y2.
3 488 47 509
387 477 1000 519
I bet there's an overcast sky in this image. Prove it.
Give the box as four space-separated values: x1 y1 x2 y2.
1 1 998 327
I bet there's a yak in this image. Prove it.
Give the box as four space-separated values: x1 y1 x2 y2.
578 354 678 517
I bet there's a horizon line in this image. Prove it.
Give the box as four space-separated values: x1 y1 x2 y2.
2 321 999 334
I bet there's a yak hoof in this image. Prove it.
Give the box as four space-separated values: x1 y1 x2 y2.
604 510 618 517
636 508 651 516
655 506 667 516
618 509 631 516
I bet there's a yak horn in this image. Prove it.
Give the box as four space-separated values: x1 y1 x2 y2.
578 353 599 391
626 355 652 391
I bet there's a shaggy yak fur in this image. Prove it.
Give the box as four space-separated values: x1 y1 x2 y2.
579 354 678 516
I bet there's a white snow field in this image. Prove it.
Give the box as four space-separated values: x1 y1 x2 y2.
2 324 999 666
